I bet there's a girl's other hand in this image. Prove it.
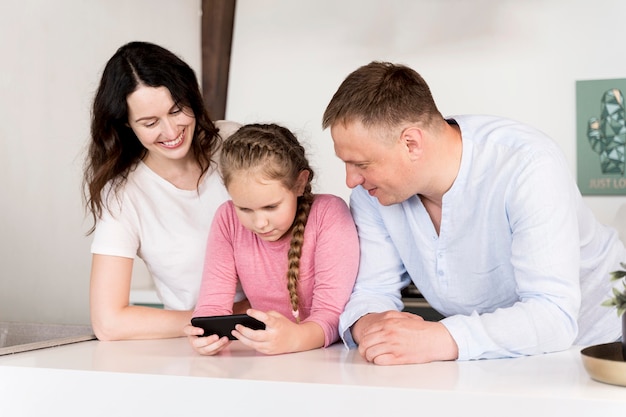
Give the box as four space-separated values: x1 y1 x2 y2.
232 309 299 355
184 323 231 356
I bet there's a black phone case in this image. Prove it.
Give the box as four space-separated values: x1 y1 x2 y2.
191 314 266 340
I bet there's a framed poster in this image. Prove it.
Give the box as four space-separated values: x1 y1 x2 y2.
576 78 626 195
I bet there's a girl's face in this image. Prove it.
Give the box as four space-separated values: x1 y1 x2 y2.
126 85 196 165
227 171 308 242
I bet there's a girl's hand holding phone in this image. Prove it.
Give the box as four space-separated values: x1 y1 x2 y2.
232 309 296 355
233 309 324 355
184 323 231 356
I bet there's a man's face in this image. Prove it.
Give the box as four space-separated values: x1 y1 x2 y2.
330 120 417 206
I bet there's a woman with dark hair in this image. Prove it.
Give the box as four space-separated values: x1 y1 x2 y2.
84 41 246 341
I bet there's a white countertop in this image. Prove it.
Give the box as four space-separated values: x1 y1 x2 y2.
0 337 624 416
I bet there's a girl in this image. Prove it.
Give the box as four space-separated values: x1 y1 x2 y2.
186 123 359 355
84 41 247 341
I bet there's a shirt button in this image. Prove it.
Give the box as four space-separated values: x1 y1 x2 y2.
438 270 444 276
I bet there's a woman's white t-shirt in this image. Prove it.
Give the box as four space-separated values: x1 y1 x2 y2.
90 121 240 310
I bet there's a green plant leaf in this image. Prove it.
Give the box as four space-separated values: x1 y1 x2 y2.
609 270 626 281
602 265 626 316
601 299 616 307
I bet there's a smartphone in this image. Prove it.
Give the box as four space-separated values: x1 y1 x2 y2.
191 314 266 340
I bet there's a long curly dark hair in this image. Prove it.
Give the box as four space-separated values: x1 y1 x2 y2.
83 41 220 234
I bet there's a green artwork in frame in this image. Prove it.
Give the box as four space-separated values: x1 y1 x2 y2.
576 78 626 195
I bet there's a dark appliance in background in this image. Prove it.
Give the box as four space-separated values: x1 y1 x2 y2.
402 283 445 322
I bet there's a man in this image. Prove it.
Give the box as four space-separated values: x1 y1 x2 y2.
322 61 625 364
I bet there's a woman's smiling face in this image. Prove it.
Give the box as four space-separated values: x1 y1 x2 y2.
126 85 196 164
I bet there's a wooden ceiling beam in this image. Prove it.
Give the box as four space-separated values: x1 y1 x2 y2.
201 0 236 120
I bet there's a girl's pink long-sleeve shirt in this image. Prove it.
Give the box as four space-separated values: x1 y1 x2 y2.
194 194 360 347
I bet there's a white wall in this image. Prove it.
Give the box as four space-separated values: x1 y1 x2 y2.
227 0 626 228
3 0 626 326
0 0 201 324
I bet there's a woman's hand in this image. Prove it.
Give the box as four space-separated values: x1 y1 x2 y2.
232 309 324 355
184 323 231 356
90 254 193 341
